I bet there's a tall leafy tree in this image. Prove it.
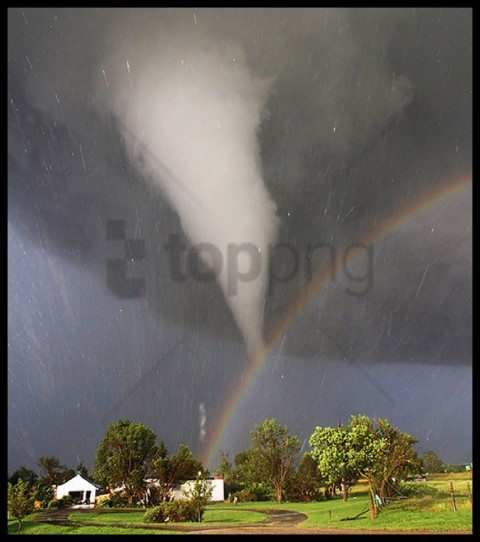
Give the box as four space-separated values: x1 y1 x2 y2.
288 452 324 502
421 450 444 474
93 419 157 503
310 415 420 515
215 451 233 482
308 424 359 501
370 417 420 499
214 451 239 498
248 418 301 503
9 466 38 487
231 449 270 501
8 479 35 534
151 443 202 502
36 456 73 487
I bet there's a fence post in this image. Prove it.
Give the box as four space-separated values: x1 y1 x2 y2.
449 481 457 512
466 482 472 502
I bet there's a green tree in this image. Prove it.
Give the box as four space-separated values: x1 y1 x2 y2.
93 419 157 504
368 417 420 501
421 450 444 474
214 451 240 498
34 482 54 508
8 479 35 534
248 418 301 503
307 424 360 501
287 452 324 502
444 463 469 473
215 451 233 482
9 466 38 486
182 472 213 522
310 415 420 516
233 450 256 487
230 449 270 501
151 443 202 502
36 456 73 487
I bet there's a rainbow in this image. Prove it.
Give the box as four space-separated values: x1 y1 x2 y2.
200 173 472 466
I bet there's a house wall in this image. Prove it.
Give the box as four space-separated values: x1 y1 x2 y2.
208 478 224 502
170 478 224 502
55 477 97 503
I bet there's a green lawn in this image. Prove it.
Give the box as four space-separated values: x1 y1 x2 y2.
8 508 268 535
7 516 181 535
223 484 472 533
70 507 268 526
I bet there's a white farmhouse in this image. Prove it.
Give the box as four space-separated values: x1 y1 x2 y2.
55 474 98 505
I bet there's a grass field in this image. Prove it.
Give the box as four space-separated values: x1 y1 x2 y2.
70 508 269 526
7 508 269 535
7 473 472 534
220 491 472 533
7 517 181 535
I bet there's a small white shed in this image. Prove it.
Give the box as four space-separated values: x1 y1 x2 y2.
170 477 224 502
55 474 98 504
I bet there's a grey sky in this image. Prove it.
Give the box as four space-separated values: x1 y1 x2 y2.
8 8 471 472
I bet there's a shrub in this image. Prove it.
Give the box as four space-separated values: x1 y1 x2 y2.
143 500 200 523
96 496 112 508
144 504 168 523
100 493 130 508
60 495 74 506
172 500 199 522
34 483 54 508
235 482 272 502
47 495 75 509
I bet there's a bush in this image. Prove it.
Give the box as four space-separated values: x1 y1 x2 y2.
235 482 272 502
61 495 74 506
143 500 200 523
98 493 130 508
144 504 168 523
96 497 112 508
170 500 200 522
34 483 54 508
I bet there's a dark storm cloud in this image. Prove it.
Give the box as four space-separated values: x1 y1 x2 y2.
8 8 471 471
8 7 471 364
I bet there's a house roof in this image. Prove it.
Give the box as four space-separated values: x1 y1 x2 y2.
56 473 99 491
